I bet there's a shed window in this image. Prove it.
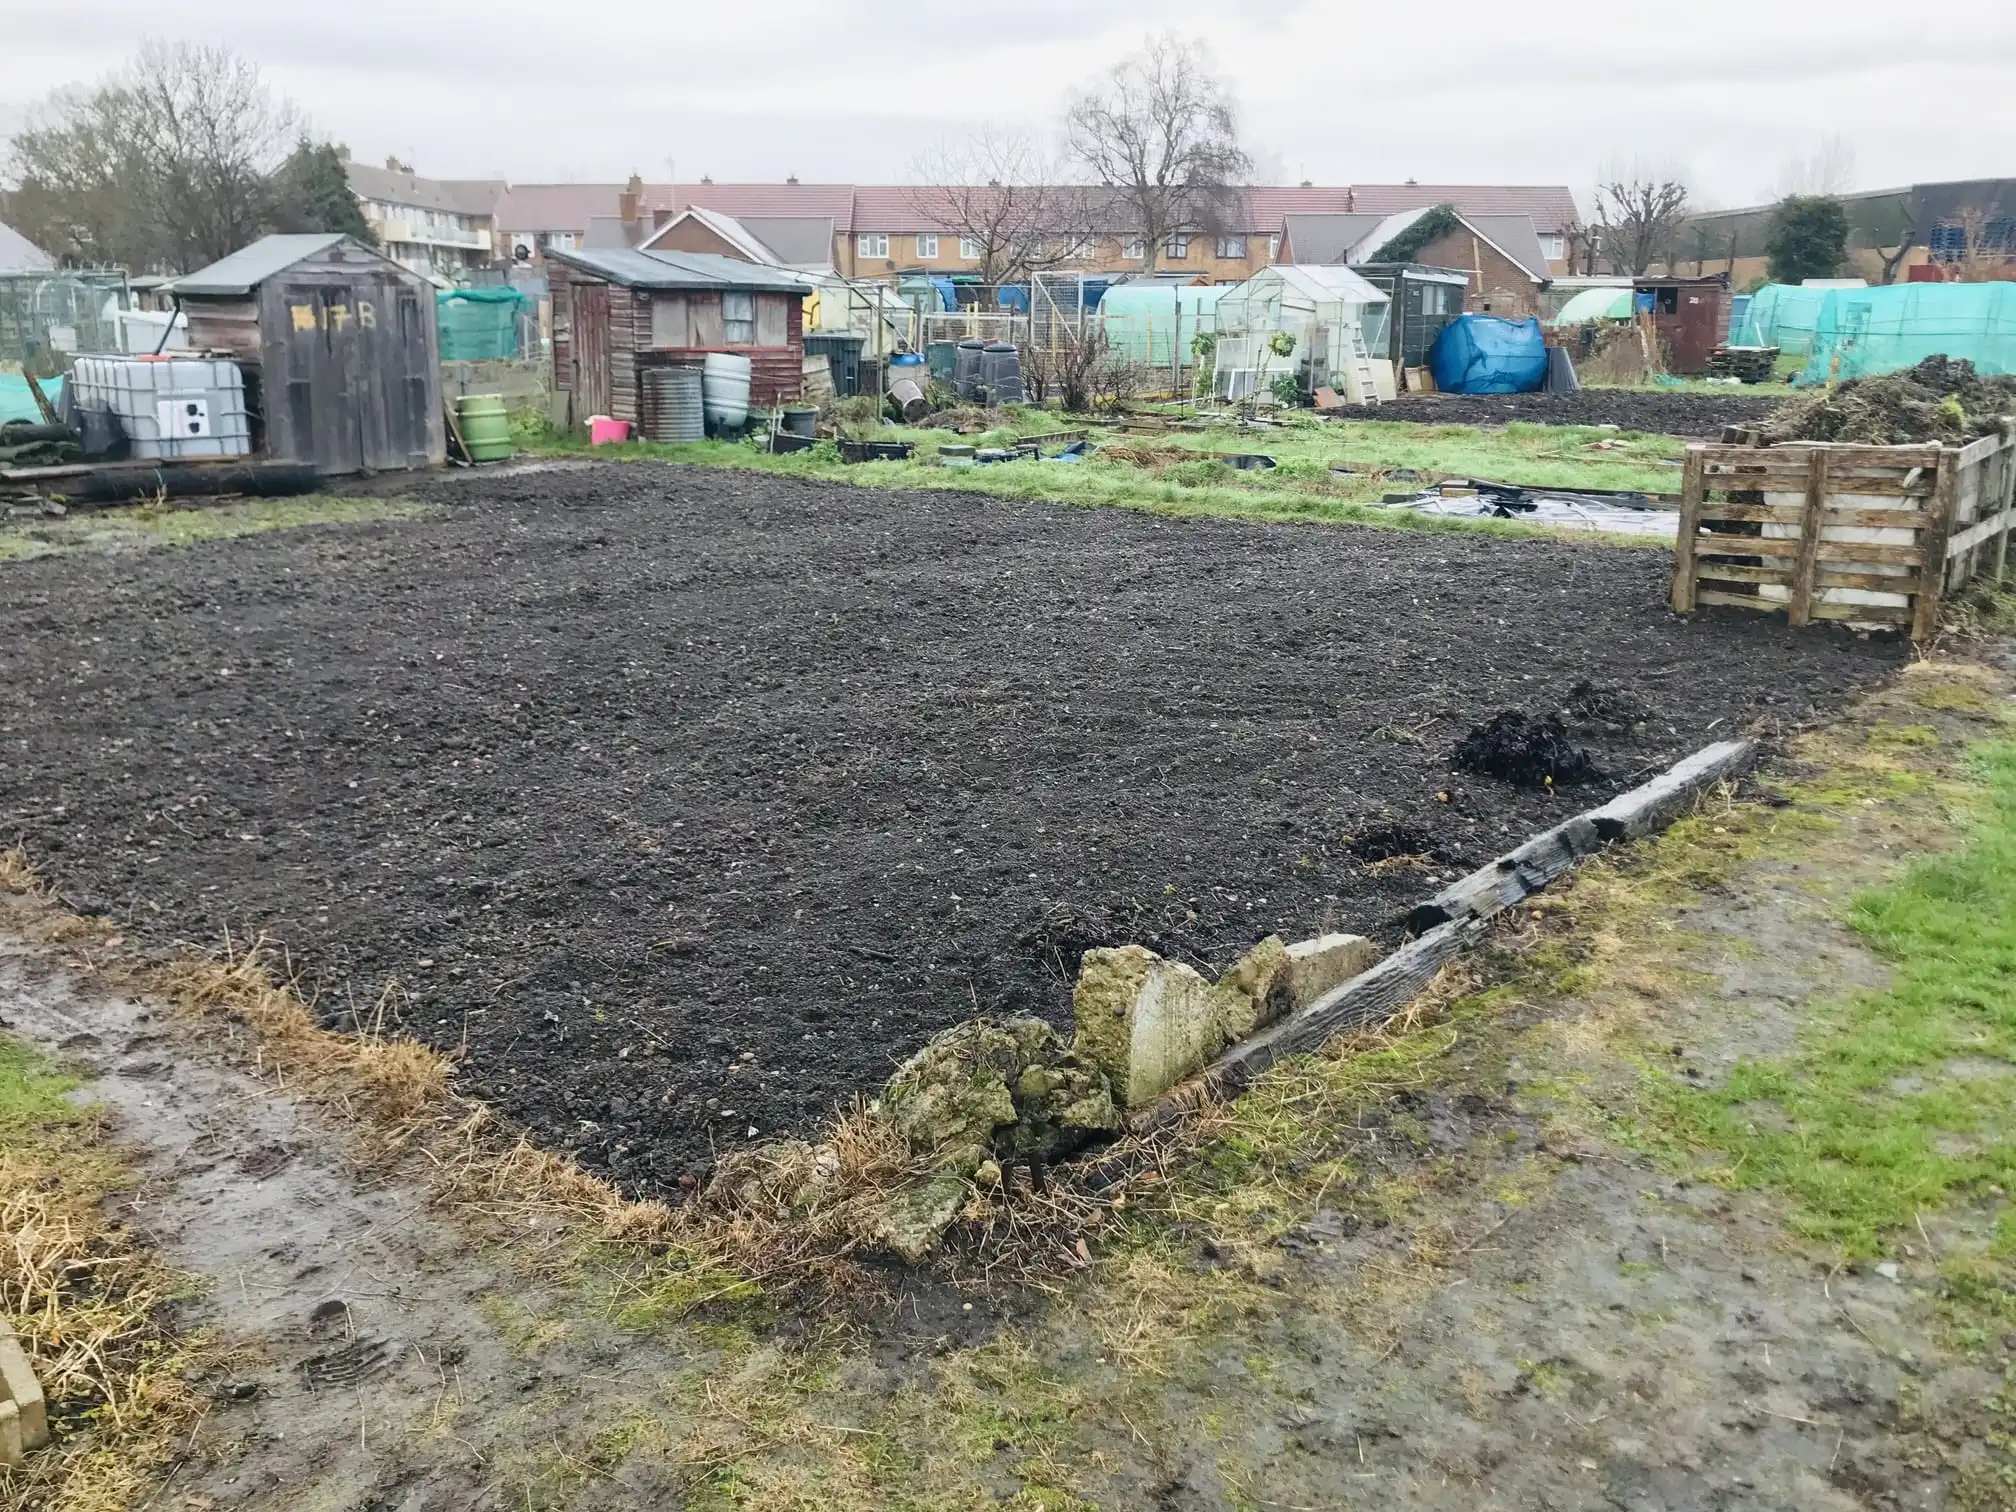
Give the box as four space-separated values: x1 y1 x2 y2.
1215 235 1247 259
724 291 756 344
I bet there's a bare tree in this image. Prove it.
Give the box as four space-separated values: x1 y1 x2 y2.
1772 135 1856 199
1593 169 1690 276
1064 34 1251 273
7 41 299 271
904 130 1085 285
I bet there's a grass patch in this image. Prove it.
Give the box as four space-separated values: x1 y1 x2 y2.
0 494 433 564
0 1032 222 1512
518 413 1680 547
1644 739 2016 1253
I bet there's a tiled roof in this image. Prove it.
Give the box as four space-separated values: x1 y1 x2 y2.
1347 184 1581 231
345 163 499 217
494 183 632 233
671 183 858 231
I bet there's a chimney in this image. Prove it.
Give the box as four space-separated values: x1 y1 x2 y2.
787 174 800 185
620 172 643 225
1300 179 1312 188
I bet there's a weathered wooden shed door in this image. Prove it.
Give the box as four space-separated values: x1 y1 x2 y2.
277 280 363 474
573 283 612 421
353 277 436 468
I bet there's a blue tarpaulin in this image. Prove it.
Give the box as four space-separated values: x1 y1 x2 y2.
0 374 63 424
1428 315 1548 394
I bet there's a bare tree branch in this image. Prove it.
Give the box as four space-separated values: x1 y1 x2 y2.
1063 34 1250 273
904 131 1084 284
1594 170 1691 277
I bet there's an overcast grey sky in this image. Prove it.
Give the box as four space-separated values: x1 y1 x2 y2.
6 0 2014 210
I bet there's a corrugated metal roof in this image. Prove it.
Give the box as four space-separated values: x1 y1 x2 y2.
0 218 55 273
547 246 813 293
174 233 352 295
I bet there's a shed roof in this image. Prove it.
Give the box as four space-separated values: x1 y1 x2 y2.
0 218 55 273
738 216 835 268
173 233 356 295
547 245 812 293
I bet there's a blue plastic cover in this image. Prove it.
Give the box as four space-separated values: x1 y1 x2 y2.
1428 315 1549 395
0 374 63 424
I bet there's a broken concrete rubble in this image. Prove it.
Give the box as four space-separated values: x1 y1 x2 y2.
1074 933 1381 1109
702 1139 841 1218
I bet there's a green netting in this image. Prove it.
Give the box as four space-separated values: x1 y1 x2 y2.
1796 282 2016 384
437 287 529 361
1733 283 1829 355
1098 284 1227 369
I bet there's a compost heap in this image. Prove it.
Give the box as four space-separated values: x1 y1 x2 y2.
1763 357 2016 445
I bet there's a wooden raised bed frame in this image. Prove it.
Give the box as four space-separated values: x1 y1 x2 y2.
1671 422 2016 640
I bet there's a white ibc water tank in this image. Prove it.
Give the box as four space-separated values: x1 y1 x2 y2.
67 356 251 460
702 352 752 433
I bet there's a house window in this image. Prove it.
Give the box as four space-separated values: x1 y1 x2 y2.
1266 235 1279 262
959 237 983 260
1538 233 1565 261
1166 233 1191 260
1123 237 1145 260
916 233 939 259
723 291 756 344
857 233 889 259
1215 235 1248 259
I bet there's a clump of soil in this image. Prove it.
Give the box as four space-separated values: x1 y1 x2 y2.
1345 821 1451 863
1762 356 2016 445
1454 711 1602 787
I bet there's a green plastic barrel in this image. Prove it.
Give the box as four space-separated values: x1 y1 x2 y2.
455 393 513 462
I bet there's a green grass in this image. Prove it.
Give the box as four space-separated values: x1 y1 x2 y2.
1650 739 2016 1254
0 1031 83 1141
0 494 432 563
522 413 1683 547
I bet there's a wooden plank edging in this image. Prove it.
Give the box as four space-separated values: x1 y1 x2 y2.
1126 738 1760 1134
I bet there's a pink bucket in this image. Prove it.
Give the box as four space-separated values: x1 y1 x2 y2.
588 415 630 446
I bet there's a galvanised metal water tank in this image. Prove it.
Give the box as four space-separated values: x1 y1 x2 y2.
641 364 705 443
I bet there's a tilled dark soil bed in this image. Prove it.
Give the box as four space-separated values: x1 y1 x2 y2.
0 464 1896 1196
1332 389 1782 437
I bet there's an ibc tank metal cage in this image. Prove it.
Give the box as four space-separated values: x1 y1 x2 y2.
0 270 129 368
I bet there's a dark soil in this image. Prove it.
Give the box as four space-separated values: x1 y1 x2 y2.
1331 389 1781 437
0 464 1898 1197
1454 710 1602 788
1762 354 2016 444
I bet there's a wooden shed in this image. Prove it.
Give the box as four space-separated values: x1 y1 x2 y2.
1632 273 1730 375
546 247 811 428
174 233 444 474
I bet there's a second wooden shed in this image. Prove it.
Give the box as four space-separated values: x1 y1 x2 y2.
546 247 812 428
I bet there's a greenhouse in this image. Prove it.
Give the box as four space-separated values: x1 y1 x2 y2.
1210 265 1393 403
1796 281 2016 382
1097 283 1226 372
1546 286 1634 326
1732 283 1830 356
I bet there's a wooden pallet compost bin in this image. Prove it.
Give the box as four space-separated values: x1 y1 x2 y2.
1670 423 2016 640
